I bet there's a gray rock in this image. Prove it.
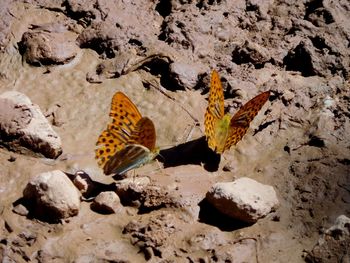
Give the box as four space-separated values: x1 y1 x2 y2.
91 191 121 214
23 170 80 221
206 177 279 223
0 91 62 158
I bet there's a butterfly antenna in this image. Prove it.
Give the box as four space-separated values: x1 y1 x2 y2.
146 79 200 125
184 123 197 142
40 152 94 165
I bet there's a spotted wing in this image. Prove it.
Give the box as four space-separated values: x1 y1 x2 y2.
204 70 225 151
128 117 156 150
223 91 270 151
95 92 142 168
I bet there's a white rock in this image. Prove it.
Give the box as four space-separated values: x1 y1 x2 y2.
0 91 62 158
23 170 80 220
326 215 350 237
12 204 29 216
92 191 121 214
73 170 95 196
206 177 279 223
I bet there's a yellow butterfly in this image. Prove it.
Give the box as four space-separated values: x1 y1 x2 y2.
204 70 270 154
95 92 159 175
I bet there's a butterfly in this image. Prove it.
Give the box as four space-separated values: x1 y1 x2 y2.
95 91 159 175
204 70 270 154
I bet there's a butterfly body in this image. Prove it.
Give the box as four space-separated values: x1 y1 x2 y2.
205 70 270 154
212 114 231 153
95 92 158 175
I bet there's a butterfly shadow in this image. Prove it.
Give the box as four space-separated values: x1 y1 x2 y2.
198 199 253 232
158 136 221 172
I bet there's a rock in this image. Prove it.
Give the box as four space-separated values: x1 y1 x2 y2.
0 0 15 50
86 49 174 83
305 215 350 262
231 40 271 68
75 1 163 59
73 170 95 196
206 177 279 223
305 0 335 27
246 0 274 19
0 91 62 158
23 170 80 221
140 185 178 212
18 231 37 246
123 213 177 260
19 25 78 66
114 177 177 211
169 62 204 89
115 177 151 206
205 238 257 263
115 177 151 194
91 191 121 214
12 204 29 216
65 0 101 25
283 39 347 78
326 215 350 236
86 50 137 83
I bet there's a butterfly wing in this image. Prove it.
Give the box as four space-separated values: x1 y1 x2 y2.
204 70 225 151
103 144 152 175
128 117 156 150
103 117 157 175
223 91 270 151
95 92 142 168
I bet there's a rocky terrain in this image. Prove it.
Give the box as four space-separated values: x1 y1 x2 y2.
0 0 349 262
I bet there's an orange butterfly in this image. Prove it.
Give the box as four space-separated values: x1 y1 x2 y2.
204 70 270 154
95 92 159 175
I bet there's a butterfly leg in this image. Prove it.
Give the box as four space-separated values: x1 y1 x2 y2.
132 170 136 183
155 159 164 173
185 123 197 142
140 159 164 176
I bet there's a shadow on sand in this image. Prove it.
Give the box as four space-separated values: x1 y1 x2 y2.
198 199 252 232
158 136 221 172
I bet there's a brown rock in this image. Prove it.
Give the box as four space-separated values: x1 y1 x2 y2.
23 170 81 221
0 91 62 159
19 25 78 66
206 178 279 223
232 40 271 68
91 191 121 214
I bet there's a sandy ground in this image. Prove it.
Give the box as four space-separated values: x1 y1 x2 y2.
0 1 349 262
